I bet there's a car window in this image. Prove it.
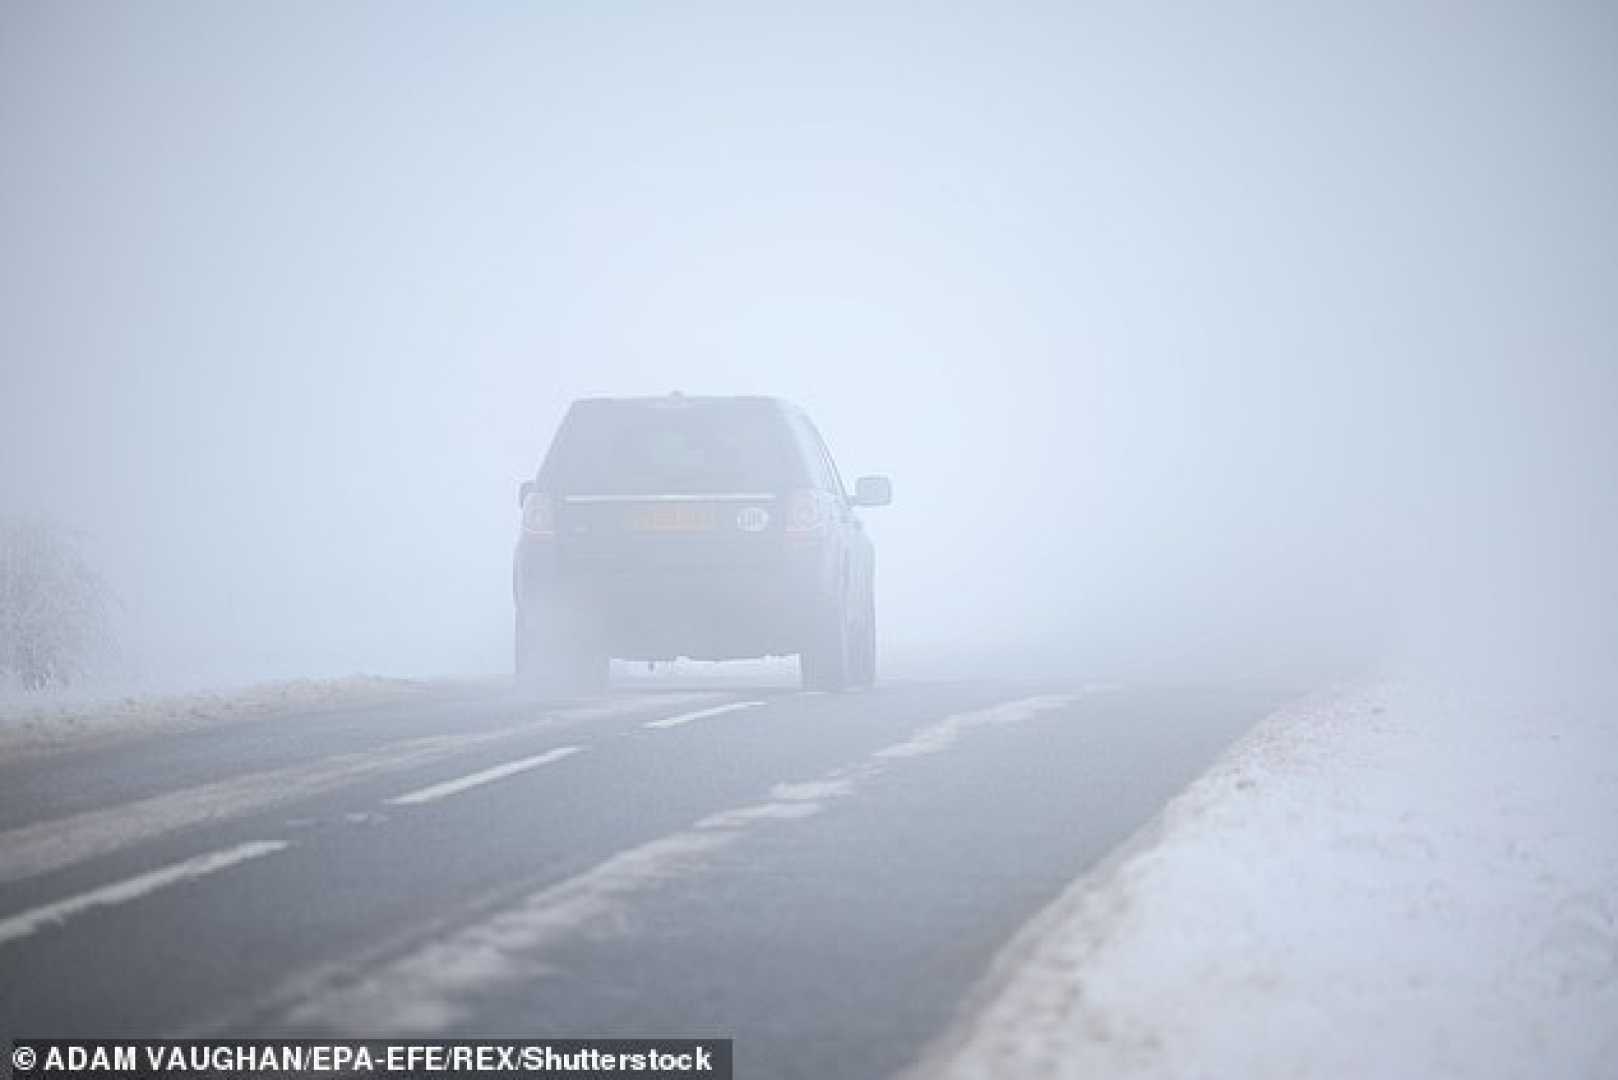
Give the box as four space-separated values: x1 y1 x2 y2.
790 413 847 498
807 421 849 500
783 412 846 497
539 399 807 494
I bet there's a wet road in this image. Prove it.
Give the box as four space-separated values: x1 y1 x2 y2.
0 674 1283 1078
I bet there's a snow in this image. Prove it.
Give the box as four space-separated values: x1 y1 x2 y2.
0 675 441 760
922 683 1618 1079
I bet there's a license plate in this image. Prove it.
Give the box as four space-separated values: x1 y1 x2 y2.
629 503 716 532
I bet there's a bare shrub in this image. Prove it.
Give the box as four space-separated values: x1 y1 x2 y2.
0 517 115 691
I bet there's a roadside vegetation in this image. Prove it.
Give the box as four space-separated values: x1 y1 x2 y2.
0 516 115 692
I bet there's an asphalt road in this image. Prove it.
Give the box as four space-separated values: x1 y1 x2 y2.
0 673 1285 1078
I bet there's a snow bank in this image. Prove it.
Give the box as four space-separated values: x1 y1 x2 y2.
0 676 442 760
922 684 1618 1079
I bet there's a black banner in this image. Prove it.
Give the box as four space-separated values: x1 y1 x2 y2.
8 1041 731 1080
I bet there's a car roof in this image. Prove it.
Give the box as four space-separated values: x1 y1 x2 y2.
570 393 808 418
573 393 787 406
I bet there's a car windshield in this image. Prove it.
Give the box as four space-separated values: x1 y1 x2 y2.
538 398 804 494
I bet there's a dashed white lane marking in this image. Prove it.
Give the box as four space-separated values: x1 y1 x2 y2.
386 747 584 806
0 735 487 887
769 778 856 801
643 700 767 730
0 841 287 948
279 693 1082 1033
694 801 824 829
0 693 720 887
873 694 1076 759
283 827 736 1032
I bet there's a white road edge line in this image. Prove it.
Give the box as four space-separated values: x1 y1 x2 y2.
385 747 584 806
0 840 288 948
644 701 767 730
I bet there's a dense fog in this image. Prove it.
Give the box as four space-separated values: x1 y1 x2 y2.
3 4 1614 692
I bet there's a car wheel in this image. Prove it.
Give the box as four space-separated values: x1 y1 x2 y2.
575 648 610 693
800 591 852 692
851 579 877 688
514 612 561 695
516 612 608 697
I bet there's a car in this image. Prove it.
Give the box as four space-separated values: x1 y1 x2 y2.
513 393 891 693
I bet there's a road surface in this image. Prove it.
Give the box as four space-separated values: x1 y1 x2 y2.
0 674 1283 1078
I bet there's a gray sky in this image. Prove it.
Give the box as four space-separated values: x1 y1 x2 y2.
3 3 1614 687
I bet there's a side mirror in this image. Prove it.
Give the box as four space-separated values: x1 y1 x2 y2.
852 475 892 508
518 480 537 507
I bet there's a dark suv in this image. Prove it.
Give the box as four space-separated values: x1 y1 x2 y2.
513 394 891 692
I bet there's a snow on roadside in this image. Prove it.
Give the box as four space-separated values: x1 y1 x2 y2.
0 676 447 761
921 683 1618 1080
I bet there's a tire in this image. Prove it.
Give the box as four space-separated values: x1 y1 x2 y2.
515 612 609 697
514 613 560 695
574 648 610 694
800 591 852 692
850 578 877 688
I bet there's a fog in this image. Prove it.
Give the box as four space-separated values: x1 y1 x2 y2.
3 3 1614 693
